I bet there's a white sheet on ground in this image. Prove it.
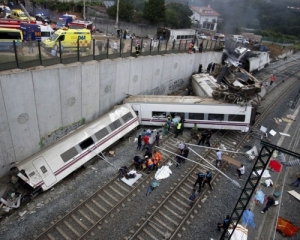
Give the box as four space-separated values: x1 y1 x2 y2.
155 166 172 180
121 170 142 186
246 146 258 160
252 169 271 178
227 224 248 240
265 179 273 187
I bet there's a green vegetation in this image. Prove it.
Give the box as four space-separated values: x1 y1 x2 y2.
106 0 134 22
143 0 165 24
165 3 193 28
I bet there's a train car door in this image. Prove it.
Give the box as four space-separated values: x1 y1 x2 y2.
33 157 57 187
131 104 141 123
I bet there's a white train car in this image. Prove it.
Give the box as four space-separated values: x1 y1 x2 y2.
15 103 139 191
123 95 256 131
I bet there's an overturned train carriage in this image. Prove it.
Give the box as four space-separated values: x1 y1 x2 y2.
15 103 139 191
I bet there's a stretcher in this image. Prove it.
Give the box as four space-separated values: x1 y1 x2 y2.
121 170 142 186
222 155 240 167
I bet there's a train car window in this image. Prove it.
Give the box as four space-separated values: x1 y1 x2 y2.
109 119 122 131
40 166 47 174
79 137 95 150
29 171 35 177
208 114 224 121
228 114 245 122
61 147 79 162
152 111 166 118
122 112 134 122
95 128 109 141
189 113 204 120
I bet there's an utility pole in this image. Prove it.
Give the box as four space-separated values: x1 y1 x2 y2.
83 0 86 21
115 0 119 30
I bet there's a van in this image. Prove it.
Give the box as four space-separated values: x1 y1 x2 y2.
42 28 91 51
10 9 28 20
40 25 54 41
231 35 243 42
0 27 23 51
20 23 54 42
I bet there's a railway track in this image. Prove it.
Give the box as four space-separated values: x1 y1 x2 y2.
34 62 300 240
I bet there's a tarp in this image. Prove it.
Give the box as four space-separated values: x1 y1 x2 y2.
155 166 172 180
228 224 248 240
269 160 282 172
277 216 299 237
242 210 256 228
252 169 271 178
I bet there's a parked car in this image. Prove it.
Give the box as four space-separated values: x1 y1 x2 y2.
35 13 51 24
198 34 207 40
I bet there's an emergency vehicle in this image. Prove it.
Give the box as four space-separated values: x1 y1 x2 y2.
20 23 54 41
56 14 76 29
10 9 35 21
69 20 93 32
42 28 91 51
0 27 23 51
0 18 36 29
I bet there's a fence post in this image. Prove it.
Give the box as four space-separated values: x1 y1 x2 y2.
38 40 42 65
158 40 160 54
172 40 175 52
140 39 143 55
119 38 122 57
185 40 187 51
179 40 181 51
13 40 19 69
165 40 168 53
59 40 62 63
106 39 109 59
130 38 133 56
150 39 152 53
77 39 80 61
92 39 95 60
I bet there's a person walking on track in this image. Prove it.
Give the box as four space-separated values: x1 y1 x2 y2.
194 172 205 192
202 171 213 190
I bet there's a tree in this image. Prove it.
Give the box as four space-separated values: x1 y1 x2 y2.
165 3 193 28
107 0 135 22
143 0 165 24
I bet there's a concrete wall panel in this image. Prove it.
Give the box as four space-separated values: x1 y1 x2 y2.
59 64 82 126
99 59 116 114
128 57 143 96
151 56 163 90
1 72 40 162
115 58 130 104
140 57 154 94
81 62 100 122
32 68 62 137
0 76 15 177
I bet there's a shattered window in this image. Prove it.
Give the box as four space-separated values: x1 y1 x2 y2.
79 137 94 150
152 111 166 118
40 166 47 174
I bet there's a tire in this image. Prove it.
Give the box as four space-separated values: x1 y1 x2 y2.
227 94 235 103
212 91 221 100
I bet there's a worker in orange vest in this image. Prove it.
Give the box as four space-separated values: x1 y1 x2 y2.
146 157 154 173
188 42 194 54
152 150 162 170
270 75 276 85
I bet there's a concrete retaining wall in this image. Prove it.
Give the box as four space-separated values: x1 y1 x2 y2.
0 51 221 177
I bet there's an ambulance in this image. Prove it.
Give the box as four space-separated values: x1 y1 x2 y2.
42 28 91 51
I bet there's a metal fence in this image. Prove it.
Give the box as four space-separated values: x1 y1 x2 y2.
0 38 225 72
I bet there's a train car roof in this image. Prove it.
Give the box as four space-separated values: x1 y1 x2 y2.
123 95 238 106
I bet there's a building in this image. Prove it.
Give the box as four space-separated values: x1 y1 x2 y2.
190 5 220 33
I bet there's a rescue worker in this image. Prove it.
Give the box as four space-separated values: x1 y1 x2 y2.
118 166 128 179
218 215 232 231
136 43 141 57
182 146 189 163
144 146 152 159
188 42 194 54
174 121 182 138
194 172 205 192
146 157 154 173
202 171 213 190
152 150 162 170
191 123 198 139
270 75 276 85
133 155 143 170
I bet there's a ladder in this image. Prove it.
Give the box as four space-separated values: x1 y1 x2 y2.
19 3 32 21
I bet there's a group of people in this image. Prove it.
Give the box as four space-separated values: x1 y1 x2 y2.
136 129 160 150
197 128 212 147
175 142 189 168
133 148 163 174
188 41 204 54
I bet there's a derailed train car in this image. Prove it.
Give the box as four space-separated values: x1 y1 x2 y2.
123 95 256 132
15 103 139 192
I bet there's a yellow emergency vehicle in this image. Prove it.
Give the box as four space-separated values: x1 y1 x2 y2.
10 9 35 20
42 28 91 51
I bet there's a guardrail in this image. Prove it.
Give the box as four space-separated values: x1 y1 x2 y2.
0 38 225 72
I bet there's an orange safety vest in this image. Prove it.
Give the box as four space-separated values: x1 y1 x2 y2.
153 152 162 162
147 159 153 166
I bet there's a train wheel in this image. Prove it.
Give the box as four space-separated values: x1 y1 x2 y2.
212 91 221 100
227 94 236 103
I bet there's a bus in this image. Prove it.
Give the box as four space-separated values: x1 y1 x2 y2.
0 27 23 51
156 27 196 44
